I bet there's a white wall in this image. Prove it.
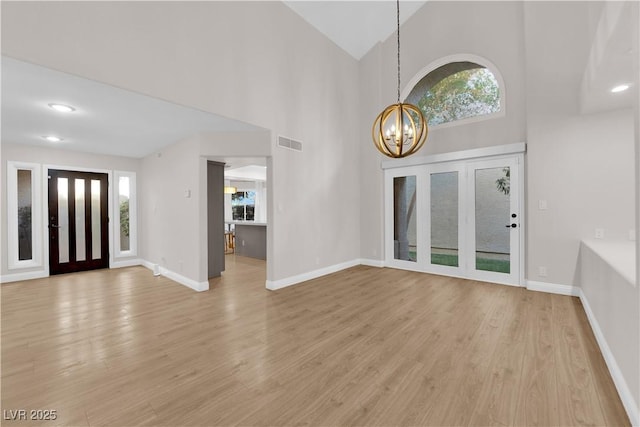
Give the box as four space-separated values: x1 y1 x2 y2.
359 1 527 261
1 142 141 278
523 1 635 285
2 2 361 284
139 136 201 282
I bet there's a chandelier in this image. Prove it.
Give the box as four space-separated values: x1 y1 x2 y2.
372 0 428 158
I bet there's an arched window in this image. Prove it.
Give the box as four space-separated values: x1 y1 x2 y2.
405 61 502 127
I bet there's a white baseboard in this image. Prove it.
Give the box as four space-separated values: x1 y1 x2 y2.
526 280 579 296
358 258 385 268
577 288 639 426
141 260 209 292
1 270 48 283
110 258 143 269
266 259 362 290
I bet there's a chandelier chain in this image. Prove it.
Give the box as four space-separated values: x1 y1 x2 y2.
396 0 401 103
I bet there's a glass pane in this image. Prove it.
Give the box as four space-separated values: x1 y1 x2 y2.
57 177 69 263
119 176 130 252
431 172 458 267
75 179 86 262
393 176 417 262
406 64 501 127
91 180 101 260
246 206 255 221
17 169 33 261
475 167 510 273
232 205 244 220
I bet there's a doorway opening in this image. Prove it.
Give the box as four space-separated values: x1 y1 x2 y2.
206 156 269 282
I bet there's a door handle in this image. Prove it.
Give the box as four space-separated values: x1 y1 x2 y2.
50 224 62 228
505 223 517 228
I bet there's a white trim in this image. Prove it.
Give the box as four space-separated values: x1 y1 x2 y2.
7 161 43 270
266 259 361 291
110 258 142 269
1 270 48 284
526 280 579 296
140 260 209 292
358 258 385 268
141 259 156 271
578 288 639 426
381 142 526 170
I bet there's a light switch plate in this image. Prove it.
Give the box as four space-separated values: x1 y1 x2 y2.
538 200 548 210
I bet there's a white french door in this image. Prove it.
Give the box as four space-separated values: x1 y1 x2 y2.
466 157 521 285
385 154 523 286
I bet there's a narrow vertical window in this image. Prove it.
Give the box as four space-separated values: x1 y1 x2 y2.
8 161 42 270
119 176 130 252
113 171 137 258
17 170 32 260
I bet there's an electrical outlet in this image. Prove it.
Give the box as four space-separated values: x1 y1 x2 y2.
242 240 245 246
538 200 548 210
538 266 547 277
595 228 604 239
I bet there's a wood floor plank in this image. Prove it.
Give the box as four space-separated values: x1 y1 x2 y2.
467 287 531 426
514 290 560 426
1 257 629 426
551 294 609 426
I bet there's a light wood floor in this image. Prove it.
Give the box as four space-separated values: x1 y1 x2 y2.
2 256 629 426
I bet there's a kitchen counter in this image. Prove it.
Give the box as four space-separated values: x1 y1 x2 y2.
229 222 267 260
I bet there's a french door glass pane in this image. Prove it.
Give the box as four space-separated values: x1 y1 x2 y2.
17 169 33 261
119 176 130 251
431 172 458 267
75 179 86 261
91 180 101 259
58 177 70 263
393 176 417 262
475 167 510 273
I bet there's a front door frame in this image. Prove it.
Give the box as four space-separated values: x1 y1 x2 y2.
48 169 110 274
42 165 113 277
382 143 526 287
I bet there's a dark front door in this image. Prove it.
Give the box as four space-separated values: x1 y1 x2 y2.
48 169 109 275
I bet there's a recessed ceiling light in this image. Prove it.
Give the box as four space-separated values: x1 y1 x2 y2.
48 103 75 113
43 136 64 142
611 84 629 93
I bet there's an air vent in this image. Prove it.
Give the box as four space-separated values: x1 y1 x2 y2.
278 135 303 152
